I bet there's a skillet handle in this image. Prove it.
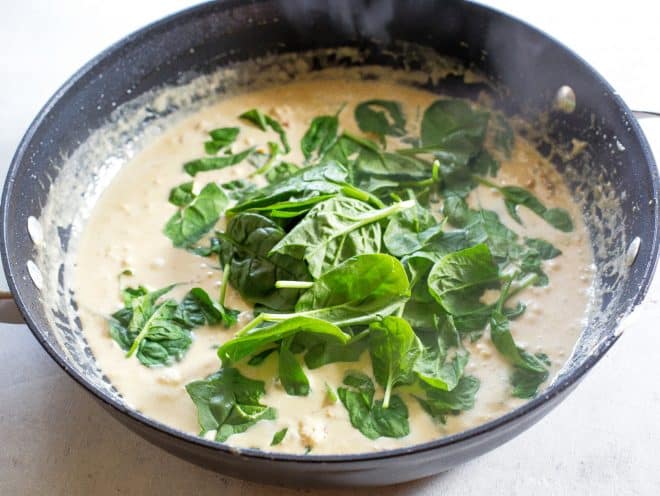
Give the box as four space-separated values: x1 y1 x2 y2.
632 110 660 119
0 291 25 324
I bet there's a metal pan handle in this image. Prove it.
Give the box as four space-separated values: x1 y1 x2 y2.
632 110 660 119
0 291 25 324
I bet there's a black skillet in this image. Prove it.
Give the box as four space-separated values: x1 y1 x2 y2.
1 0 658 487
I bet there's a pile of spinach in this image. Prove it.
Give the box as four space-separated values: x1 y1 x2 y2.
110 99 572 443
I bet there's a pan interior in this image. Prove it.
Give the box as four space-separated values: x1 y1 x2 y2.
29 44 633 451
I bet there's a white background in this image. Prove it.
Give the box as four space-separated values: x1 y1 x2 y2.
1 1 659 494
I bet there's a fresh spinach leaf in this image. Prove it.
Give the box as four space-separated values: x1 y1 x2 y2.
337 371 409 439
217 212 310 311
270 196 413 278
511 353 551 398
184 147 254 176
468 150 499 177
217 316 349 364
109 285 193 367
204 127 239 155
301 114 339 161
228 161 348 215
400 99 489 167
168 181 195 207
164 182 228 248
175 287 239 328
413 316 468 392
278 339 310 396
185 367 276 442
354 99 406 142
383 201 443 257
265 161 299 184
271 428 288 446
416 375 480 423
415 348 469 392
427 243 499 316
221 179 258 202
293 254 411 327
368 316 421 408
240 108 290 153
477 178 574 232
490 308 549 398
301 331 369 369
442 196 550 285
524 237 561 260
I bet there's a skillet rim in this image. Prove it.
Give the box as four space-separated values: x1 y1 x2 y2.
1 0 658 465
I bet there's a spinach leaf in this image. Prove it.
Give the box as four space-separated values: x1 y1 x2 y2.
217 316 349 364
511 353 551 398
368 316 421 408
416 375 480 423
164 183 228 248
401 99 489 166
271 428 288 446
477 178 574 232
228 161 348 215
234 255 410 341
265 161 299 184
246 194 338 220
217 212 310 311
468 150 499 178
185 367 276 442
442 197 551 285
183 147 254 176
383 201 443 257
221 178 258 202
525 237 561 259
355 149 430 182
415 348 469 392
337 371 409 439
278 339 310 396
240 108 290 153
301 114 339 161
270 196 414 278
301 331 369 369
175 287 239 328
427 243 499 316
293 254 411 327
109 285 193 367
490 308 549 398
541 208 574 232
168 181 195 207
413 315 469 392
354 99 406 142
204 127 239 155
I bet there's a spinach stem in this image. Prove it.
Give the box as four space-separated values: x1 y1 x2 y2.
340 184 386 209
383 377 393 409
505 273 539 301
219 263 231 306
275 280 314 289
473 175 500 191
396 160 441 188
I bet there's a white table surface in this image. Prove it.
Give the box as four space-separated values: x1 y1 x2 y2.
1 1 658 494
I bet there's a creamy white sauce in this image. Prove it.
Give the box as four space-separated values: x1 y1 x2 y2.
74 79 594 455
